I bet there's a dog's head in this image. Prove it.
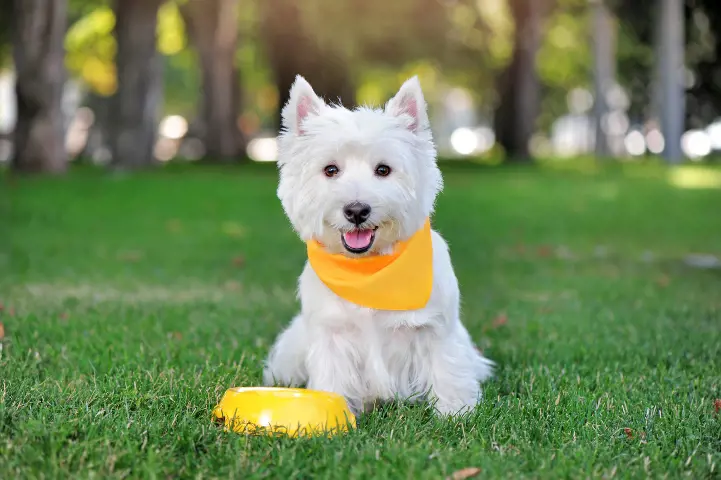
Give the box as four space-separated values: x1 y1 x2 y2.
276 76 442 256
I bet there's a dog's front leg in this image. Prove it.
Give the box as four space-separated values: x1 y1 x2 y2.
263 314 309 387
305 327 365 416
425 329 488 416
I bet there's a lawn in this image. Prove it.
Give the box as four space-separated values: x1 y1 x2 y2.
1 162 720 479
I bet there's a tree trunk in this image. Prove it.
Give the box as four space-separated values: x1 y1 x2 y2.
11 0 68 174
80 91 113 163
591 0 616 158
493 0 550 162
260 0 355 130
180 0 244 161
658 0 685 163
110 0 164 169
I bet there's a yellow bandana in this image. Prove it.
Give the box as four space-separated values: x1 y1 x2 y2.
306 219 433 311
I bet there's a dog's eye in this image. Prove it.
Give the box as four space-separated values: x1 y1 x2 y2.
323 165 339 177
375 164 392 177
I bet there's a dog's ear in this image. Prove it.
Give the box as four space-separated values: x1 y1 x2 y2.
385 76 430 133
282 75 325 135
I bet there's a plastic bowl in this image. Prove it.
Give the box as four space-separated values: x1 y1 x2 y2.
212 387 356 437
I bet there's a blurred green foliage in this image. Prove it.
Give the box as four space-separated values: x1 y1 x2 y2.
65 2 186 96
54 0 601 128
2 0 719 132
537 0 591 129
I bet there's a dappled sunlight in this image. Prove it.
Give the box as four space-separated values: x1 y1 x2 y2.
667 166 721 189
681 129 713 159
474 0 513 64
64 7 117 95
159 115 189 140
156 3 186 56
247 136 278 162
63 3 186 97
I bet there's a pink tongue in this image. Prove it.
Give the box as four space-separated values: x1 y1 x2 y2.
343 229 374 249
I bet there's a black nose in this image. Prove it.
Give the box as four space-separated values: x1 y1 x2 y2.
343 202 371 225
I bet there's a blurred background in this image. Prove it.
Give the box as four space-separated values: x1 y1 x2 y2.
0 0 718 172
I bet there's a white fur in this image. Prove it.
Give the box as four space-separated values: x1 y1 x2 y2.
263 75 493 416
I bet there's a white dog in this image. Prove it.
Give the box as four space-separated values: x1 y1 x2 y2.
262 75 493 416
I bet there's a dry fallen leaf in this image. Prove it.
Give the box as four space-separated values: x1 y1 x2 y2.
492 313 508 329
623 428 633 439
448 467 482 480
166 219 183 233
117 250 144 262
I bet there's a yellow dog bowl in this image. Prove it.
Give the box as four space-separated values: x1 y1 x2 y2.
212 387 356 437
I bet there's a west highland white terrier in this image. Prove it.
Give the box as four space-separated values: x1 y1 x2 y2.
262 75 493 416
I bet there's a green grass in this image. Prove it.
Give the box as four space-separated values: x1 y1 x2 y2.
1 162 720 479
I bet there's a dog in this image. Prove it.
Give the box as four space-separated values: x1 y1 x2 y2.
262 75 493 416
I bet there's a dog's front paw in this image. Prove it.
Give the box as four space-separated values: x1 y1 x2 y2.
430 386 482 417
262 360 306 388
433 398 478 417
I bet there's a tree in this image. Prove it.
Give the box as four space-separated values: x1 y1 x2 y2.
11 0 69 173
657 0 684 163
608 0 721 139
110 0 165 169
493 0 555 161
180 0 244 160
591 0 616 157
0 0 12 66
685 0 721 128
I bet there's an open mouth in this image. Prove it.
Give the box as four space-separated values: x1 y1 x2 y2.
341 227 377 254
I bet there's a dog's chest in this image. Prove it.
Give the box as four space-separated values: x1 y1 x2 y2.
372 308 438 330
